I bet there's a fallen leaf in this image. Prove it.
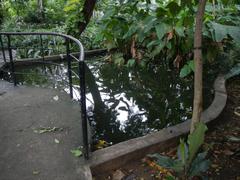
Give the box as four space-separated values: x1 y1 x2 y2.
211 164 219 168
54 138 60 144
32 170 40 175
234 106 240 116
33 127 63 134
71 148 82 157
112 169 125 180
53 95 59 101
227 136 240 142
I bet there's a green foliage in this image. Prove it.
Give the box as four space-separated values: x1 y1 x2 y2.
95 0 240 71
210 22 240 42
126 58 136 68
64 0 84 36
187 122 208 164
1 0 240 69
96 0 196 67
180 60 194 78
148 122 210 178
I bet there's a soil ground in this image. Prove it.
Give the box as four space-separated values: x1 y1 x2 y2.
94 76 240 180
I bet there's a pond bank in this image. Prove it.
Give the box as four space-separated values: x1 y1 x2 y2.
93 76 240 179
90 74 227 175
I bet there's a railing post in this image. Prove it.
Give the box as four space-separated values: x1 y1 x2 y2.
40 35 45 61
7 34 17 86
66 39 73 98
0 35 7 63
79 61 89 159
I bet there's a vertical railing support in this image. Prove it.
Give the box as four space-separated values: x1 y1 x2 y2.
0 35 6 63
66 39 73 98
7 35 17 86
40 35 45 61
79 61 89 159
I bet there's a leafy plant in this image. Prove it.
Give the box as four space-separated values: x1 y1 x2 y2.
64 0 84 37
148 122 210 179
180 60 194 78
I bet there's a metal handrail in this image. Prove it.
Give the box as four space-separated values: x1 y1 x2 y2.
0 32 89 159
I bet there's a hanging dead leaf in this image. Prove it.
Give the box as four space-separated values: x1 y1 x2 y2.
173 55 183 69
167 31 174 41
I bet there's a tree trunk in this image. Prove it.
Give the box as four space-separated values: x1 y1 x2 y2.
78 0 97 35
0 0 3 24
190 0 207 133
37 0 44 20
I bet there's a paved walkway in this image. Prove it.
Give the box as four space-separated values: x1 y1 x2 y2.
0 80 91 180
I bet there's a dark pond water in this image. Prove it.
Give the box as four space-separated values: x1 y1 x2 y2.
1 57 215 145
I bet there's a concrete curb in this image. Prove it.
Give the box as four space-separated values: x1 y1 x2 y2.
0 48 107 69
89 75 227 175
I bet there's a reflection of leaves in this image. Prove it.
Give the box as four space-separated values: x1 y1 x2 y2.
85 61 196 143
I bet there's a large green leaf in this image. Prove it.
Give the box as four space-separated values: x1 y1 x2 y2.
123 24 138 39
187 122 208 164
142 16 157 33
189 152 211 177
148 154 183 173
175 27 185 37
211 22 240 42
180 60 194 78
148 154 176 168
155 23 171 40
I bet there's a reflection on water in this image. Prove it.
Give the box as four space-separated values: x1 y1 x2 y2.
85 61 197 144
1 59 214 145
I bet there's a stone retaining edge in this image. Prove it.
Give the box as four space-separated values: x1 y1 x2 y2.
0 48 107 69
88 75 227 176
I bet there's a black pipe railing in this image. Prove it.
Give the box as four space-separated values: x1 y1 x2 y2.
0 32 89 159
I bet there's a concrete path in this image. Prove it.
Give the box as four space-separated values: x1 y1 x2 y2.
0 80 91 180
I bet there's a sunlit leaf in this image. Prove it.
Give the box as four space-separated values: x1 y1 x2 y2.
187 122 208 164
177 139 188 165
